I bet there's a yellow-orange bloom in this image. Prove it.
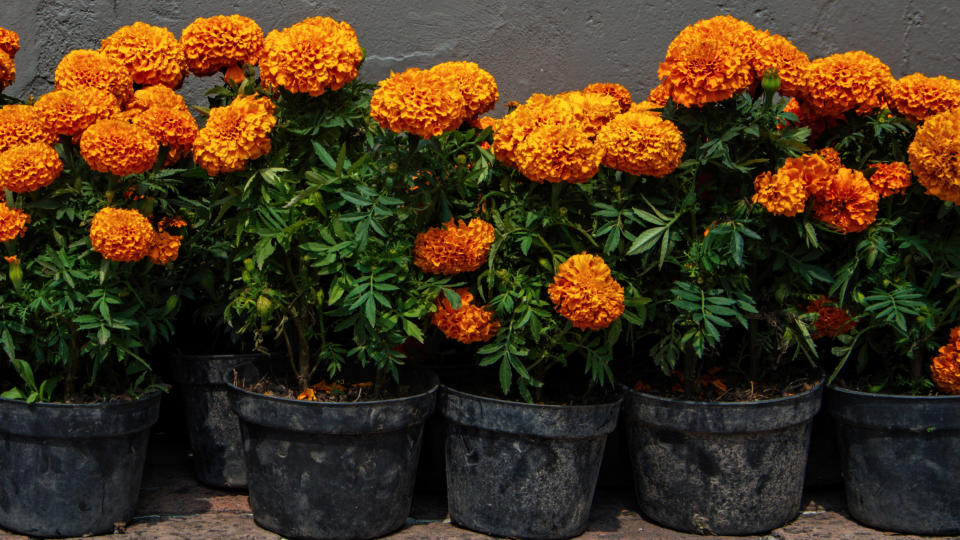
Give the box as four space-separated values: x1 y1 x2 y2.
549 252 625 331
0 28 19 58
0 51 13 91
131 105 198 162
0 105 57 153
752 154 833 216
472 115 500 132
803 51 893 116
0 143 62 193
597 110 685 178
648 82 670 106
556 91 622 136
80 119 159 176
100 22 187 88
493 93 574 168
908 108 960 204
584 82 632 113
54 49 134 105
816 147 842 173
931 327 960 395
430 61 499 119
515 123 603 184
370 67 466 138
126 85 189 113
89 207 155 262
34 88 120 137
0 202 28 242
811 167 879 234
192 94 276 176
260 17 363 96
804 295 856 339
414 218 495 275
148 230 181 265
657 16 760 107
432 288 500 344
157 215 187 231
867 162 912 198
752 32 810 98
886 73 960 123
223 64 245 85
180 15 264 76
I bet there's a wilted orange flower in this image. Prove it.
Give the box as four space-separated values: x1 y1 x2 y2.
148 230 181 265
34 88 120 137
816 147 842 173
811 167 879 234
0 105 57 153
657 15 760 107
260 17 363 96
867 162 912 198
0 51 13 91
0 28 19 58
157 216 187 231
0 143 62 193
54 49 134 105
556 91 622 135
803 51 893 116
493 93 574 168
597 110 685 178
131 105 198 162
886 73 960 123
0 202 29 242
516 123 603 183
89 207 155 262
805 295 857 339
908 108 960 204
431 288 500 344
549 252 625 331
931 327 960 395
752 32 810 98
414 218 495 275
126 85 189 113
180 15 264 76
192 94 276 176
430 61 499 119
370 67 466 138
80 119 159 176
584 82 632 113
100 22 187 88
648 82 670 106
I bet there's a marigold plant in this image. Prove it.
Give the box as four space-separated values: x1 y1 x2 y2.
886 73 960 123
370 67 466 138
583 82 632 113
33 88 120 137
802 51 893 116
431 288 501 344
54 49 134 105
0 142 62 193
180 15 264 76
100 22 187 88
908 107 960 204
0 28 19 57
192 93 276 175
80 118 159 176
514 123 603 184
413 218 495 275
867 162 912 198
0 105 57 153
548 253 625 331
147 230 182 265
126 85 189 113
804 296 856 339
0 202 29 242
931 327 960 395
130 105 198 162
752 32 809 98
260 17 363 96
0 50 13 91
596 109 685 178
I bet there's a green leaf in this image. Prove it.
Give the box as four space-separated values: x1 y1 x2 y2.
1 387 25 400
312 141 337 170
627 226 666 255
364 295 377 328
499 358 512 395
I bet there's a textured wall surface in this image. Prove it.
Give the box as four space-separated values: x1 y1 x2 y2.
4 0 959 113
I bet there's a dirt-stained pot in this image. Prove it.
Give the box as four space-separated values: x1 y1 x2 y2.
0 392 161 538
827 386 960 535
623 380 822 535
227 362 437 540
439 386 621 539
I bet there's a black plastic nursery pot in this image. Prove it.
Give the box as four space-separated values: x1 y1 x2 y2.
439 386 622 539
172 352 268 488
227 363 437 540
0 392 160 538
623 380 822 535
827 386 960 535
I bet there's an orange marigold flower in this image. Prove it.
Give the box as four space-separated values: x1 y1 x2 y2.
656 15 761 107
908 108 960 204
34 88 120 137
0 51 14 91
80 119 159 176
816 147 842 173
548 252 625 331
597 110 685 178
886 73 960 123
260 17 363 96
89 207 155 262
0 202 29 242
414 218 495 275
100 22 187 88
148 230 181 265
471 115 500 131
131 105 198 162
811 167 879 234
752 170 807 217
629 101 662 116
805 295 856 339
0 105 57 153
431 288 500 344
584 82 633 113
370 67 466 138
126 85 189 113
192 94 276 176
648 82 670 106
493 93 574 168
223 64 245 85
180 15 264 77
556 91 622 135
157 215 187 231
0 143 62 193
931 327 960 395
752 32 810 98
803 51 893 116
515 123 603 184
3 255 17 264
867 162 912 198
54 49 134 105
430 61 499 119
0 28 19 58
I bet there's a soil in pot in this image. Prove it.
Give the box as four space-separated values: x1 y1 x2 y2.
227 361 437 540
0 392 161 537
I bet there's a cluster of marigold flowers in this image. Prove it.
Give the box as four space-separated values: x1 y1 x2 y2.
931 326 960 395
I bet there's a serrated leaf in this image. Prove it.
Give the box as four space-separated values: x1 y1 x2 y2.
627 226 666 255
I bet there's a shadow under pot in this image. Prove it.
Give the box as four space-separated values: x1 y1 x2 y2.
0 392 161 538
226 362 437 540
623 380 822 535
439 386 622 539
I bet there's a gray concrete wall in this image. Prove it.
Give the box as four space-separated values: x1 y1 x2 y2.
4 1 959 114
